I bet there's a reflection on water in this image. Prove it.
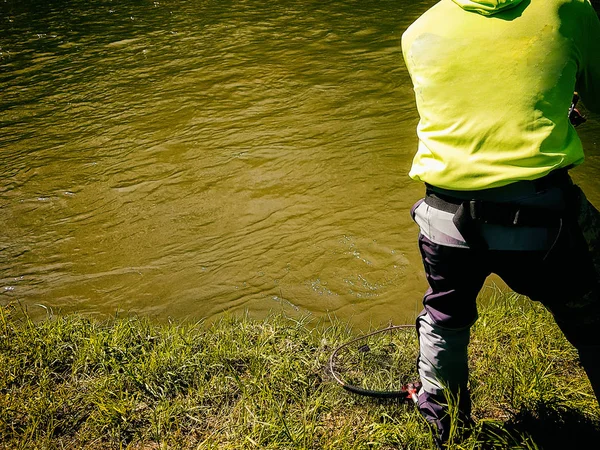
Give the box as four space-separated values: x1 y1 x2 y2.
1 0 599 326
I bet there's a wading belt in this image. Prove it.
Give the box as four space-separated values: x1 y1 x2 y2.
424 192 564 250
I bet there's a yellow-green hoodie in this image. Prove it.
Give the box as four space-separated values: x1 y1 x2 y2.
401 0 600 190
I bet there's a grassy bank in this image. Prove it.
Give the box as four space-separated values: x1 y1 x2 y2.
1 292 599 450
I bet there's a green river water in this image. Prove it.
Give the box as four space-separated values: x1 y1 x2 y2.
1 0 599 326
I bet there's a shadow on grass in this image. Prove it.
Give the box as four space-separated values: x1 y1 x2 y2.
471 400 600 449
508 399 600 449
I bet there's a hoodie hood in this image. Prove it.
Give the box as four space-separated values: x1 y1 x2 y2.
451 0 524 15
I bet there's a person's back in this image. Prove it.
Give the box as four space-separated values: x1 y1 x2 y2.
401 1 600 447
402 0 600 190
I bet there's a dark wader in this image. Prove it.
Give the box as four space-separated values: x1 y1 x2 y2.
412 170 600 445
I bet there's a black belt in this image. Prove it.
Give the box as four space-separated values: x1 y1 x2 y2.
424 191 564 250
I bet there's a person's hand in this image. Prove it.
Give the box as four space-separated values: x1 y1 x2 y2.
569 93 587 127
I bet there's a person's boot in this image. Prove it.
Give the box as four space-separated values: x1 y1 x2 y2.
417 389 473 448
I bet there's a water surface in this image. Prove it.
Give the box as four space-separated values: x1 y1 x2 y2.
1 0 599 325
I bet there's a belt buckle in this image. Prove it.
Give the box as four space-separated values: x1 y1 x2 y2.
468 200 482 222
512 209 521 226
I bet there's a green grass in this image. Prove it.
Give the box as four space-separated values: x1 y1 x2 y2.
1 291 599 449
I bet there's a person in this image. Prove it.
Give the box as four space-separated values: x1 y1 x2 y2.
401 0 600 446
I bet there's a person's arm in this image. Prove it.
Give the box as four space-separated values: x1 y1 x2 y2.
576 1 600 112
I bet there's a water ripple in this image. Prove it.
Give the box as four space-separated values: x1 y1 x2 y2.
5 0 596 327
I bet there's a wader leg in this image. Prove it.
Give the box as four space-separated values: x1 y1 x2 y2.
544 295 600 405
549 288 600 405
417 311 473 444
494 250 600 407
578 345 600 403
570 187 600 403
416 234 488 443
492 186 600 407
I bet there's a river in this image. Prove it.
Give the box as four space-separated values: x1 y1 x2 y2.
1 0 599 325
